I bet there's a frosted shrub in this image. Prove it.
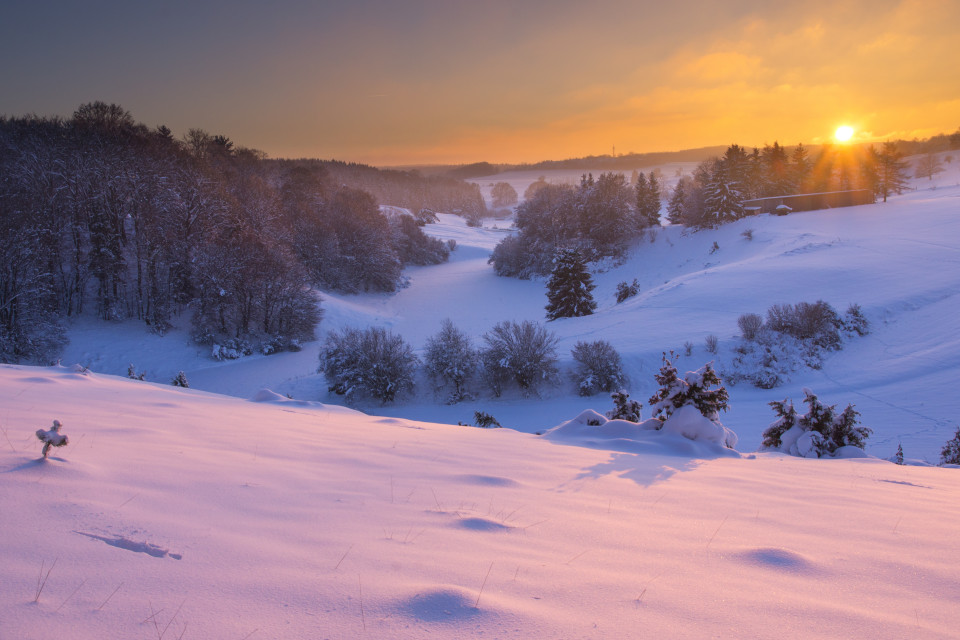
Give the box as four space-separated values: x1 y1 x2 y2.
480 320 558 397
424 319 478 403
766 300 841 350
571 340 626 396
940 428 960 466
761 389 872 458
737 313 763 340
320 327 418 403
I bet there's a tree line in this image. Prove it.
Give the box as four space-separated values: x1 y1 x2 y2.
0 102 469 363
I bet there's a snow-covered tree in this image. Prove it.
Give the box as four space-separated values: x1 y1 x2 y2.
36 419 69 459
940 428 960 466
634 171 661 228
761 389 872 458
320 327 418 403
648 353 729 423
702 167 745 227
615 279 640 303
423 319 478 403
666 177 689 225
545 248 596 320
895 443 904 465
571 340 625 396
607 391 642 422
479 320 558 397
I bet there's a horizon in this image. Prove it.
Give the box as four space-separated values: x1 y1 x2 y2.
2 1 958 166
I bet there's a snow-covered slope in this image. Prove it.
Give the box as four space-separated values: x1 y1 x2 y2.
1 364 958 639
59 166 960 463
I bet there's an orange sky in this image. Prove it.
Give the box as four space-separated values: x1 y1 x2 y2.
2 0 958 165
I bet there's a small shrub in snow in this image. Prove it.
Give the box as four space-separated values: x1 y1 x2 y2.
127 364 145 381
704 334 718 354
940 428 960 466
35 420 68 459
606 391 642 422
424 319 478 403
473 411 502 429
649 353 729 423
479 320 559 397
683 341 693 357
615 279 640 303
571 340 626 396
171 371 189 388
320 327 418 403
737 313 763 340
761 389 872 458
741 229 754 241
842 303 869 336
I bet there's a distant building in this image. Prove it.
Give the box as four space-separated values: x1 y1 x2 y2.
742 189 875 215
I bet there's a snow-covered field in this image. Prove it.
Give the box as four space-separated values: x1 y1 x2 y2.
4 154 959 638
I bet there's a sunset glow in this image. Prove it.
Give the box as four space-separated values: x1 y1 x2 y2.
1 1 958 164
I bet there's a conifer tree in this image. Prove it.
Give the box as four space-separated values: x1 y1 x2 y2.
545 248 597 320
941 428 960 465
635 171 662 228
667 177 688 225
895 443 904 465
703 165 745 226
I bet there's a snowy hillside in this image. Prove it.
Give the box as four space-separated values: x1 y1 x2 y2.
1 364 958 639
59 161 960 463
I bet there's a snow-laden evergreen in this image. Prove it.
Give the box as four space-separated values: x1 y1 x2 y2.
545 248 597 320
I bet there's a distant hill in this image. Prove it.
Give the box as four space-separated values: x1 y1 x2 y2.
391 145 731 177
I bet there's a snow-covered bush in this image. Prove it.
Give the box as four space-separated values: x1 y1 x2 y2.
704 334 718 354
761 389 872 458
649 353 729 423
171 371 189 388
645 354 737 448
127 364 145 381
607 391 642 422
940 428 960 466
766 300 841 351
424 319 478 403
571 340 626 396
615 279 640 303
479 320 558 397
320 327 418 403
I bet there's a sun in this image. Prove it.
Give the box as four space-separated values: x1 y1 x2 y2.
835 125 855 143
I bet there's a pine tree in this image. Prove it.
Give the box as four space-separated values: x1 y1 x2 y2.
762 399 799 448
666 177 688 225
895 443 904 465
545 248 597 320
648 352 729 423
635 171 661 228
703 166 745 227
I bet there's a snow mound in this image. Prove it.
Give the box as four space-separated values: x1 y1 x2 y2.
660 403 738 449
399 586 484 622
543 409 739 458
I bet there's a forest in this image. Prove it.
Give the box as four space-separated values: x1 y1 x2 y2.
0 102 483 363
